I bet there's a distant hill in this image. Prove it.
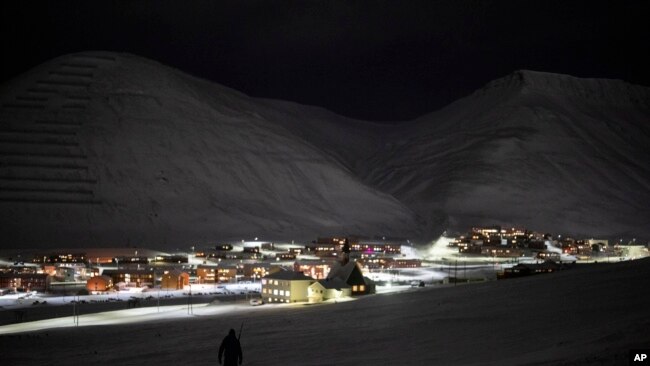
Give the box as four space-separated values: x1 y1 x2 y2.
362 70 650 240
1 52 649 248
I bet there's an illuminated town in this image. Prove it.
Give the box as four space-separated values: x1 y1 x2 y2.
2 228 648 324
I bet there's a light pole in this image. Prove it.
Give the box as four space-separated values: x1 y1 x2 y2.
187 281 193 315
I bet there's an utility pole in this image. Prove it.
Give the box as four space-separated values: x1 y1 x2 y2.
187 283 193 315
73 295 79 326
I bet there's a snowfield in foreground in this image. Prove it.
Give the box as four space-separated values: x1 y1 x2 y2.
1 258 649 366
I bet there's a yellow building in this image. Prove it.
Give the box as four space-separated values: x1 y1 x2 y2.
261 270 315 304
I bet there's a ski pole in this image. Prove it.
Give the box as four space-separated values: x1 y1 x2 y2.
238 321 244 341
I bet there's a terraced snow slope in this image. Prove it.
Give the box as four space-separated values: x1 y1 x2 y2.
0 52 418 248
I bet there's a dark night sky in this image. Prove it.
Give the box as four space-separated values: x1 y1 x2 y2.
1 0 649 121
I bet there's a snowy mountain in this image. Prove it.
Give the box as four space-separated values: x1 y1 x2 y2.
1 52 649 248
0 52 418 248
362 70 650 240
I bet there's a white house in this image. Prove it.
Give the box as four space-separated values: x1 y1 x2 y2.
308 277 351 303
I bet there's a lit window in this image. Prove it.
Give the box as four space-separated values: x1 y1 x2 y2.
279 290 284 296
262 279 267 285
360 285 365 292
352 285 358 292
285 291 290 297
273 289 278 295
274 280 278 285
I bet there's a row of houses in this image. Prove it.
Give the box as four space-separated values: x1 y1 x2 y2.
0 273 50 292
309 236 404 258
451 226 613 259
1 235 411 295
85 270 190 292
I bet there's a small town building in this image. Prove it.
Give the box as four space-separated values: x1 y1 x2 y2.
358 257 420 269
327 261 375 295
42 265 57 277
535 251 561 261
242 263 281 281
391 258 422 268
103 269 154 288
114 256 149 264
0 273 50 291
243 246 260 254
196 265 240 283
351 240 401 255
293 260 333 279
215 244 233 251
32 252 87 264
152 255 188 264
196 266 217 283
160 270 190 289
216 266 238 282
86 275 113 292
357 257 391 270
310 243 342 258
499 261 564 279
261 270 315 303
276 252 296 260
308 278 351 303
482 246 524 258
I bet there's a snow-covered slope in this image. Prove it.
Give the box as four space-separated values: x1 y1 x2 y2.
2 53 649 248
364 70 650 239
0 52 418 248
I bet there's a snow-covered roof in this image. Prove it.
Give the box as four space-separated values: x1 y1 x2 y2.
264 270 314 281
326 260 374 289
316 277 350 290
326 261 360 282
101 269 154 275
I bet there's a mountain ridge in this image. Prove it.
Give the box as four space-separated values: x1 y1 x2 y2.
1 51 649 248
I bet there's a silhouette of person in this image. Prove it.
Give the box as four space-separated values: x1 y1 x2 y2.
219 328 243 365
